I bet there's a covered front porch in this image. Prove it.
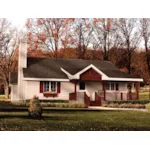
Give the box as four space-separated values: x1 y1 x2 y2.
69 80 141 106
61 65 143 106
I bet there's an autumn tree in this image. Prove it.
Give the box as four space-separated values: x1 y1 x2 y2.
92 18 120 60
139 18 150 77
68 18 93 59
116 18 141 74
26 18 73 58
0 19 18 98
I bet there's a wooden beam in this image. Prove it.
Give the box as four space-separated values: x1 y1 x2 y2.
102 82 106 101
75 81 77 93
135 82 140 100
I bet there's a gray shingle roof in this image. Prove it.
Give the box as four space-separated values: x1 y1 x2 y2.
10 57 137 84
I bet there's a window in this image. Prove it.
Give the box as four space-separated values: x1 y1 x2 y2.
106 83 110 90
105 82 119 91
111 83 115 90
43 81 57 92
44 81 49 92
79 82 85 90
51 81 56 92
116 83 119 91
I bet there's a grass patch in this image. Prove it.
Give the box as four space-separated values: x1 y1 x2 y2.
0 110 150 131
0 95 5 101
139 91 150 100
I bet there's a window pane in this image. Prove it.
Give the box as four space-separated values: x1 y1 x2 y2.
51 82 56 92
79 82 85 90
106 83 110 90
111 83 114 90
116 83 119 91
44 81 49 92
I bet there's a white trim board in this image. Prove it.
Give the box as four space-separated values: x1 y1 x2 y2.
61 64 108 80
61 64 143 82
105 78 143 82
23 77 143 82
23 78 70 81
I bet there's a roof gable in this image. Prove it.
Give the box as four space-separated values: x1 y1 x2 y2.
13 57 142 82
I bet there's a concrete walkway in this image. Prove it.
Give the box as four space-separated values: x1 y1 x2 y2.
88 106 147 112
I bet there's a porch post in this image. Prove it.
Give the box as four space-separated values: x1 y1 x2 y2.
135 82 140 100
75 81 77 93
128 82 132 100
74 81 77 100
102 81 106 101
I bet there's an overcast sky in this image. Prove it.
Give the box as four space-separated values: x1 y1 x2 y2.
8 18 26 29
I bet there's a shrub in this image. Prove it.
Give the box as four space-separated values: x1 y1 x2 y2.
102 103 145 109
40 102 87 108
108 100 150 105
145 103 150 111
102 104 108 107
11 100 29 107
28 96 42 119
39 100 69 103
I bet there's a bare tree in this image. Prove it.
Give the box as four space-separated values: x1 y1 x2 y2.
139 18 150 76
92 18 120 60
0 19 18 99
116 18 141 74
69 18 93 59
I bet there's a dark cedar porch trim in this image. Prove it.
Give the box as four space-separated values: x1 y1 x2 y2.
127 81 140 100
69 80 78 100
102 81 106 101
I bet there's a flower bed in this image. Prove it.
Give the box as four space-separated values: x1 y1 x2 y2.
43 92 58 97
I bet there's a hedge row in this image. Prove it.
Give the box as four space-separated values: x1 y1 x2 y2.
108 100 150 105
40 103 87 108
102 103 145 109
26 99 69 103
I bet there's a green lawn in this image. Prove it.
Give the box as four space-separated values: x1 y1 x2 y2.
0 95 5 100
139 91 150 100
0 110 150 131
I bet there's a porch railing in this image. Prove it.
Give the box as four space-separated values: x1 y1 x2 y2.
127 91 138 100
90 92 101 106
69 92 77 100
84 92 90 106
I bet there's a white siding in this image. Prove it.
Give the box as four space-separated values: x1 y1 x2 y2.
10 85 18 101
26 81 39 99
105 82 128 101
10 80 128 101
85 82 102 100
17 41 27 100
76 82 102 100
25 81 74 100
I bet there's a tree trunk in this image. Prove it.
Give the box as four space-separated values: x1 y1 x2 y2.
145 41 150 76
104 33 108 61
127 39 131 74
4 83 9 99
128 52 131 74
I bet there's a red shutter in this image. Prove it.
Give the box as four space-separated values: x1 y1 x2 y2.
116 83 119 91
57 82 61 93
40 81 44 93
